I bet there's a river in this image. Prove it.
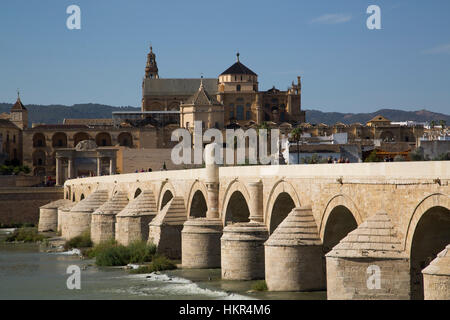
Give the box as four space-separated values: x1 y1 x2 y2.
0 230 326 300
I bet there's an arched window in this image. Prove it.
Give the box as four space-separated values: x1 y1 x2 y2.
73 132 90 147
118 132 133 147
236 85 241 92
33 133 47 147
52 132 68 148
95 132 112 147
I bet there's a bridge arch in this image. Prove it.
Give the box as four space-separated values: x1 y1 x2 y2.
319 194 362 241
134 188 142 199
187 181 208 218
157 181 176 211
265 180 300 233
221 179 251 224
405 193 450 300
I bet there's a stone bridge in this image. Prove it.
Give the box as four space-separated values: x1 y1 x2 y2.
39 153 450 300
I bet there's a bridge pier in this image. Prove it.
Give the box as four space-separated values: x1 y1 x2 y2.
148 196 186 259
221 180 268 280
181 143 224 268
64 190 109 240
326 212 410 300
265 206 325 291
422 244 450 300
58 202 76 235
221 222 268 280
182 218 223 268
38 199 72 232
90 191 128 245
116 190 157 246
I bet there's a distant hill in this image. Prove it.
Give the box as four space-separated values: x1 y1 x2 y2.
0 103 140 126
0 103 448 126
304 108 450 125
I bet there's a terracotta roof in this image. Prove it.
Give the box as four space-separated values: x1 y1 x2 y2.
289 144 341 153
31 124 90 130
64 118 114 126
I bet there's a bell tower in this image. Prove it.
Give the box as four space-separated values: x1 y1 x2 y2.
145 46 159 79
10 91 28 130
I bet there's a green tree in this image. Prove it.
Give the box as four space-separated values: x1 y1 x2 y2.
430 120 436 129
364 150 380 162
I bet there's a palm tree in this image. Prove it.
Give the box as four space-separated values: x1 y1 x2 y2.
290 127 303 164
439 120 446 129
430 120 436 129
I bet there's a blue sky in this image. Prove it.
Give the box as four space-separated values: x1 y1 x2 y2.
1 0 449 114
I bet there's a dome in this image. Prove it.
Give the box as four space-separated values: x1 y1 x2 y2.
220 53 257 76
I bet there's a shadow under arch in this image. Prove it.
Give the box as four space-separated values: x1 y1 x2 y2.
320 195 361 290
405 193 450 300
264 180 300 233
319 194 362 241
189 190 208 218
221 179 251 224
157 181 176 211
186 181 208 218
134 188 142 199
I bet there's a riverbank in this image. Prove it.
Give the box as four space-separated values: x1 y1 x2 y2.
0 233 326 300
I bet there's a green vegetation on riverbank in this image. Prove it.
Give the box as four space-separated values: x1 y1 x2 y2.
64 231 93 250
63 233 176 272
129 255 177 274
251 280 268 292
4 227 48 243
93 241 158 266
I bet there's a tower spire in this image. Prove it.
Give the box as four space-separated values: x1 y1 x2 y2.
236 51 240 62
145 44 159 79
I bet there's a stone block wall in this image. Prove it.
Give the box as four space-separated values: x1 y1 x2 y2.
0 187 63 225
326 257 410 300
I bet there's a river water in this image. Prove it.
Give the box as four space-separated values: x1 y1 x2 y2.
0 230 326 300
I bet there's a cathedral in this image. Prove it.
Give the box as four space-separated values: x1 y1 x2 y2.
0 46 424 181
141 47 306 129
